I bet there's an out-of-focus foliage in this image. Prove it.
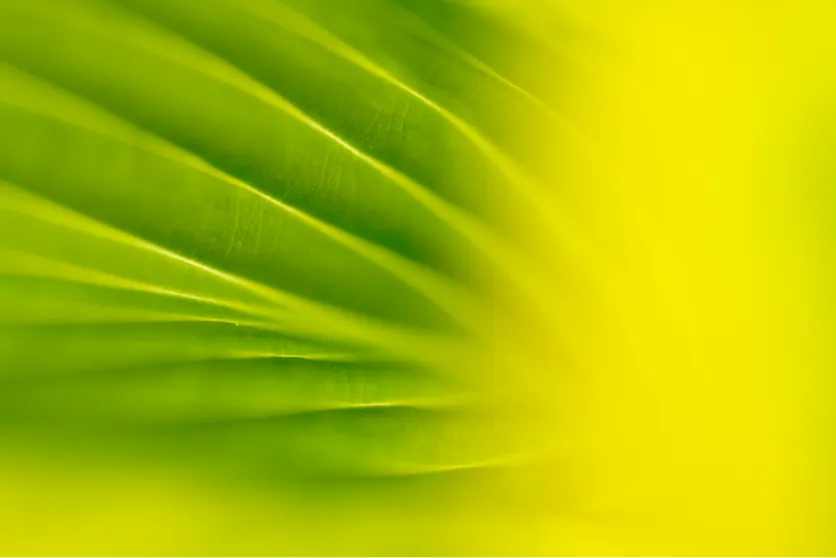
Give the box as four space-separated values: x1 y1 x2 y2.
2 0 836 555
0 0 571 554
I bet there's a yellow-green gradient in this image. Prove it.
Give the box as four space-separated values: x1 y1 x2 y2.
0 0 834 555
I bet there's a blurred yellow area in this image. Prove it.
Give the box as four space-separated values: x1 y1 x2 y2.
516 0 836 554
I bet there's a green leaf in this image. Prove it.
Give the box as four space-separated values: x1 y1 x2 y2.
0 0 557 489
